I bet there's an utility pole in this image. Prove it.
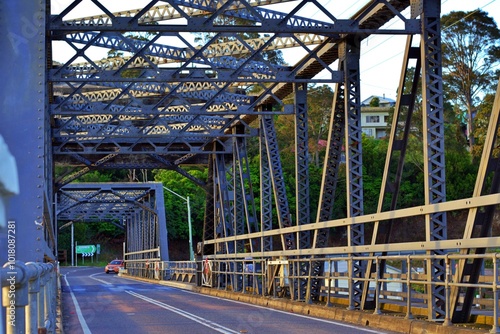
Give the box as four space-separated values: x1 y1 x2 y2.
163 186 194 261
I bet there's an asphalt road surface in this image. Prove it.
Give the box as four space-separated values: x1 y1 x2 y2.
61 266 396 334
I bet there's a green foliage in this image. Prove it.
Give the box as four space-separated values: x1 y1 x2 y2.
369 97 380 107
445 150 477 200
58 221 124 262
472 93 498 160
77 170 114 182
58 169 130 183
153 168 207 240
308 85 334 167
362 136 387 213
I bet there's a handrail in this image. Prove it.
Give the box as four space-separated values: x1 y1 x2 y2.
125 253 500 332
1 261 58 334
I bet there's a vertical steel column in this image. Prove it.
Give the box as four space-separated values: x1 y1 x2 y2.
259 117 274 252
341 37 365 309
233 138 246 253
214 154 234 254
420 0 447 320
131 212 139 259
295 82 311 248
232 132 245 291
261 116 295 251
128 213 133 260
202 154 216 256
134 212 140 261
141 209 146 254
155 183 169 261
225 156 237 254
294 82 311 301
0 1 51 262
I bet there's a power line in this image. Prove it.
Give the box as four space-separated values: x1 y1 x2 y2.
362 0 498 74
443 0 497 30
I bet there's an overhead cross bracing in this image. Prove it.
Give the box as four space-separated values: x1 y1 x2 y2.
49 0 417 171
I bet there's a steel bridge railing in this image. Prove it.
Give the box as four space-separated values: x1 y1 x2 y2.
1 261 58 334
126 253 500 332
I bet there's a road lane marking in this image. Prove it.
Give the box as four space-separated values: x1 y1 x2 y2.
182 290 387 334
126 290 240 334
89 273 112 285
63 274 92 334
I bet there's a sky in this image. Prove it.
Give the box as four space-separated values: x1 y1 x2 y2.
355 0 500 101
50 0 500 101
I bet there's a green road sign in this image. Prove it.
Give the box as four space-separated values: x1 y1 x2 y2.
76 245 96 254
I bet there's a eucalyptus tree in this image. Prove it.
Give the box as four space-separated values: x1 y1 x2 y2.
441 9 500 152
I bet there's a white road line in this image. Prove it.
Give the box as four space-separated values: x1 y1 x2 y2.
63 274 92 334
89 273 112 285
126 290 240 334
182 290 387 334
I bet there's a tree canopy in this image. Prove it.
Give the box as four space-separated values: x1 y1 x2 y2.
441 9 500 151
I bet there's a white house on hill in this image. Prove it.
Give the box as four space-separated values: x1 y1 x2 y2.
360 95 395 139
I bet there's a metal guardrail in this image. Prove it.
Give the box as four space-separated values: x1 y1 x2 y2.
127 253 500 332
125 260 197 282
1 261 58 334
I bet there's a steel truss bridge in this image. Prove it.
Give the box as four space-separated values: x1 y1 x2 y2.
1 0 500 331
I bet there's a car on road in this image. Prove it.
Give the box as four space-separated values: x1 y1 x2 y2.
105 259 124 274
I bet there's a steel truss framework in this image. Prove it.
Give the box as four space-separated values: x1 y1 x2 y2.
56 183 169 261
1 0 500 326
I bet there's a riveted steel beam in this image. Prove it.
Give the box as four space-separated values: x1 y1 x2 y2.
259 116 273 253
0 1 53 263
261 116 295 251
51 0 419 35
420 1 447 320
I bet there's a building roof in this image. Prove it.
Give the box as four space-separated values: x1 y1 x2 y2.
361 95 396 107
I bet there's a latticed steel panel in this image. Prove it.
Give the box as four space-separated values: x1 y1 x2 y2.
420 1 448 320
56 183 169 260
48 0 416 171
341 37 365 309
294 83 311 250
261 116 295 251
259 116 274 252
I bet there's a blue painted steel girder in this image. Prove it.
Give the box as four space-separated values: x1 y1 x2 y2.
0 1 54 263
50 0 419 35
420 1 447 320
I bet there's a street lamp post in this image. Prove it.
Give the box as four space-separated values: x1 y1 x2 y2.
163 186 194 261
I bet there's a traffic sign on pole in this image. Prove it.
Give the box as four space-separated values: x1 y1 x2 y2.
76 245 96 254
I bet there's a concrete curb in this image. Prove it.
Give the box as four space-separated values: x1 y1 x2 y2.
193 287 487 334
